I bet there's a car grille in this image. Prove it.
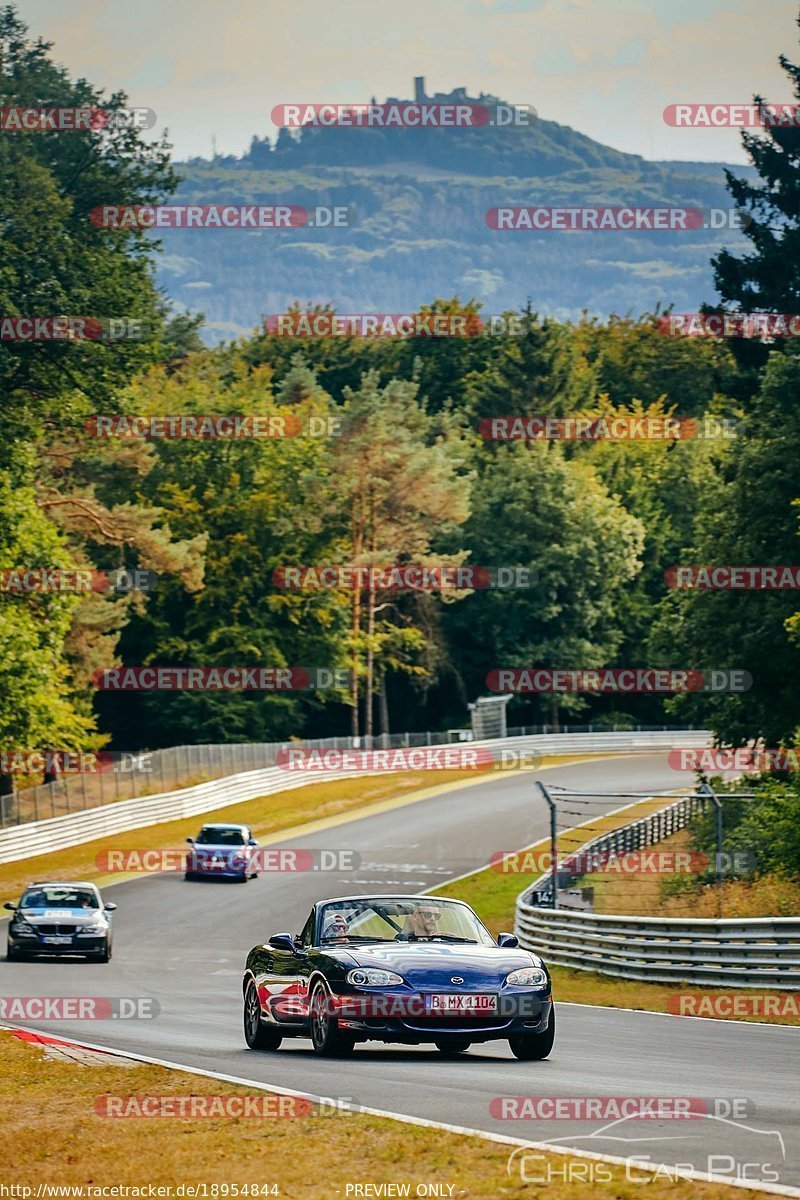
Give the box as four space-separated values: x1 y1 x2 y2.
35 924 77 935
401 1017 512 1032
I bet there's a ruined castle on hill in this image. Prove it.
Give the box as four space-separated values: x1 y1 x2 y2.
379 77 502 108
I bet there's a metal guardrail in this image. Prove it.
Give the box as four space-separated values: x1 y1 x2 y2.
0 722 704 829
515 793 800 989
0 765 362 866
0 729 710 866
515 906 800 989
527 791 711 907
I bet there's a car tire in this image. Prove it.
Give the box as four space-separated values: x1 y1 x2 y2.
435 1037 472 1055
184 872 194 881
244 981 282 1051
98 942 111 963
6 946 26 962
309 984 355 1057
509 1005 555 1061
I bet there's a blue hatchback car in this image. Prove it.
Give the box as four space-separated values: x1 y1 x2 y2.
185 823 259 881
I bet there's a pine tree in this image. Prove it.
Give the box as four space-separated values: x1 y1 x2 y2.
712 14 800 371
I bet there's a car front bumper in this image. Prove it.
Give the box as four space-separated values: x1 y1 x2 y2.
9 934 109 955
333 991 553 1043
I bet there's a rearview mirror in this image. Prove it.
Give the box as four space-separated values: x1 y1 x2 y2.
497 932 519 948
268 933 296 952
3 902 16 911
248 838 257 846
186 837 194 844
104 902 117 912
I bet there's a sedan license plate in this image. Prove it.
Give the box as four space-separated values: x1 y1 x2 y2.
42 935 72 945
426 993 496 1015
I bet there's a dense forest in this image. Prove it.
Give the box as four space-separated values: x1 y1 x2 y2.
2 4 800 780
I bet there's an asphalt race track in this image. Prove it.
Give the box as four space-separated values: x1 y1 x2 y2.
2 754 799 1191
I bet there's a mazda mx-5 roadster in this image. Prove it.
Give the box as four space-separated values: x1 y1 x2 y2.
242 894 554 1059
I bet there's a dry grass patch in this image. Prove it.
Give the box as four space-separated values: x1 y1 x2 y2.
581 827 800 919
0 1030 769 1200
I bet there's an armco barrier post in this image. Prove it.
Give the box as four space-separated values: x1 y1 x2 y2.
700 780 724 917
536 780 558 910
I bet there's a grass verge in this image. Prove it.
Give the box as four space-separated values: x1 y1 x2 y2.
0 1029 769 1200
577 827 800 919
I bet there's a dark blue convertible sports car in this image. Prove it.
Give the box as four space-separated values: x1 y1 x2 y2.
242 894 554 1059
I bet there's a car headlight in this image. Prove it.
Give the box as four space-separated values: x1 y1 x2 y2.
77 923 107 936
347 969 404 987
12 920 36 936
505 966 548 987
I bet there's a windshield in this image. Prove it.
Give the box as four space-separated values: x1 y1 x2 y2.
196 827 246 845
21 887 99 909
318 898 494 945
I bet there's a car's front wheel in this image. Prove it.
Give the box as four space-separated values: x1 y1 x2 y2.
435 1037 471 1055
244 981 282 1051
509 1005 555 1061
309 984 355 1056
97 941 111 963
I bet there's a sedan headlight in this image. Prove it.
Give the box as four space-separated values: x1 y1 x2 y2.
347 969 404 987
12 920 36 936
505 967 548 987
77 922 107 936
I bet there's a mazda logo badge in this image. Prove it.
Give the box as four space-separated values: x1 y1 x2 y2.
450 976 464 985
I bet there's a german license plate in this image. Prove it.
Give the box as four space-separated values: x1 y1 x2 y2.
43 936 72 945
426 994 496 1015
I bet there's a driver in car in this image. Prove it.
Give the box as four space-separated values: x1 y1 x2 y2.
322 911 350 942
399 904 442 939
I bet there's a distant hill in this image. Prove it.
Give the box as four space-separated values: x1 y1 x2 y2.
155 79 755 343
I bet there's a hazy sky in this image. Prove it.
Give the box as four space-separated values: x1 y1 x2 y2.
22 0 799 163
